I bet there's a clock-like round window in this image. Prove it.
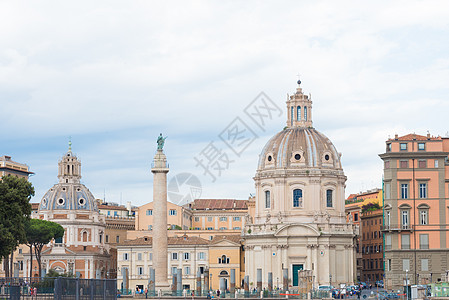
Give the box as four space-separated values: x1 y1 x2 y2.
57 198 65 206
267 155 272 162
78 198 86 206
325 154 330 161
42 198 47 206
294 154 301 160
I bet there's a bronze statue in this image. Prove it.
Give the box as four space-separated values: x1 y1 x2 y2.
157 133 167 150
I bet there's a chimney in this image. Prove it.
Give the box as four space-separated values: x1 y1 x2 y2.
394 134 398 140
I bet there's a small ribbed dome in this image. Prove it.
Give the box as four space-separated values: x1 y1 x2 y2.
257 126 341 170
39 183 98 212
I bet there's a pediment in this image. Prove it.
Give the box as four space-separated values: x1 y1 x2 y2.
275 223 320 237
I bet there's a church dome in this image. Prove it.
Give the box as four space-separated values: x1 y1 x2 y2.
257 127 342 170
257 80 342 172
39 182 98 212
39 147 98 212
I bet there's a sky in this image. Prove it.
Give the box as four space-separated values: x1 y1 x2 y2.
2 1 449 207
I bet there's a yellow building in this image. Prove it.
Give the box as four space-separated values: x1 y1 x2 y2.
0 155 34 179
135 201 192 231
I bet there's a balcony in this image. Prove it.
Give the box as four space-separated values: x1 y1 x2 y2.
381 225 413 232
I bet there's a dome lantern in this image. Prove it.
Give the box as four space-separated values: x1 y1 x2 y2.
286 79 313 128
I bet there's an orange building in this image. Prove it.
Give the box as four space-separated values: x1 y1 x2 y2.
380 133 449 290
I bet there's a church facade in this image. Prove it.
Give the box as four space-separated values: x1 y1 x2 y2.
243 81 357 289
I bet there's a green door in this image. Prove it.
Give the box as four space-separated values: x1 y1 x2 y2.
292 264 304 286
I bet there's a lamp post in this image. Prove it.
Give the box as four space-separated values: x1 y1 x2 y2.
405 269 409 300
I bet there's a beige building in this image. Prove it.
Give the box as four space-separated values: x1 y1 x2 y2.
244 81 357 289
135 201 192 231
0 155 34 179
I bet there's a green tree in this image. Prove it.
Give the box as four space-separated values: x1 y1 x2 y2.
26 219 64 278
0 175 34 276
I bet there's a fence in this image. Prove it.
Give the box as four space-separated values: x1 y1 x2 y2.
0 277 117 300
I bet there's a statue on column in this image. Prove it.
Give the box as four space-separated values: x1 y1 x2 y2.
157 133 167 150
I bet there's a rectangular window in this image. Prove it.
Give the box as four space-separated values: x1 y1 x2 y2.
233 216 241 221
402 210 409 229
207 217 213 222
387 259 392 272
172 252 178 260
146 209 153 216
123 253 129 261
137 253 142 261
148 225 153 230
385 183 391 200
219 227 227 230
184 266 190 275
387 143 392 152
149 253 152 261
384 161 390 169
137 267 143 275
418 160 427 168
106 235 109 243
265 190 271 208
385 234 392 250
420 210 428 225
354 213 358 222
400 160 408 168
172 267 177 275
420 234 429 249
233 227 241 230
293 189 303 208
403 259 410 271
197 252 205 260
435 160 439 168
194 217 199 222
421 259 429 271
206 227 213 230
400 143 408 151
107 211 111 216
116 236 120 243
219 217 227 222
326 190 333 208
418 143 425 151
419 183 427 198
169 209 177 216
114 211 118 217
401 234 410 249
183 252 190 260
401 184 408 199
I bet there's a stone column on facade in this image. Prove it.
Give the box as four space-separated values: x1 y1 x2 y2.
151 148 170 288
230 269 236 296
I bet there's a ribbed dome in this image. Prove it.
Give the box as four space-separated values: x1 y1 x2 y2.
39 183 98 212
257 127 342 170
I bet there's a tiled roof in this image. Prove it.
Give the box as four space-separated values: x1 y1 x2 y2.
186 199 248 210
31 203 39 210
210 235 242 244
98 204 128 211
118 235 210 246
389 133 441 141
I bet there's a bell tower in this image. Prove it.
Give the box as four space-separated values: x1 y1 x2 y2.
58 139 81 184
286 80 313 128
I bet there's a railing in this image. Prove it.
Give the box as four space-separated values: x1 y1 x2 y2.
381 225 413 232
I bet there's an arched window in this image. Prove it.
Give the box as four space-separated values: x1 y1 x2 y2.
291 106 294 126
297 106 301 121
265 191 270 209
304 106 308 121
326 190 333 207
218 255 229 264
293 189 302 207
